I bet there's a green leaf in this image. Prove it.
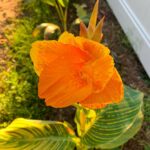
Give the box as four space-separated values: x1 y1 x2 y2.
58 0 69 7
75 86 144 149
73 4 87 19
144 144 150 150
42 0 56 6
0 118 77 150
92 16 105 42
73 3 90 24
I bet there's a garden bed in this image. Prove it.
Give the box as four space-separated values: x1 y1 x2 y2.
0 0 149 149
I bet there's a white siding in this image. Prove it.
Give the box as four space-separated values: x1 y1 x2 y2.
107 0 150 77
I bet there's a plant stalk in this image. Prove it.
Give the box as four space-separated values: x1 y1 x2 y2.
55 3 64 27
64 6 68 31
57 2 68 31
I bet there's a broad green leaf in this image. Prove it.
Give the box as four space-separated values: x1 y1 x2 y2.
42 0 56 6
0 118 77 150
75 86 144 149
58 0 69 7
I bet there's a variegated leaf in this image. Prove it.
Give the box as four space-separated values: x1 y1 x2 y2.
75 86 144 149
0 118 77 150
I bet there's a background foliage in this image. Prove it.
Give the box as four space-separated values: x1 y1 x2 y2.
0 0 82 127
0 0 55 127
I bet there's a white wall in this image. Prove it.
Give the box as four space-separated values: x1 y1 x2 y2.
107 0 150 77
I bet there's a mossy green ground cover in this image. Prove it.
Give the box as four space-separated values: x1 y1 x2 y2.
0 0 56 127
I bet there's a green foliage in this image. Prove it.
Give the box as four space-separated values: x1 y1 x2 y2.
73 3 89 24
23 0 54 23
144 144 150 150
43 0 69 7
0 1 58 125
42 0 69 31
0 19 45 124
144 96 150 123
0 118 76 150
0 86 144 149
43 0 56 6
75 86 144 149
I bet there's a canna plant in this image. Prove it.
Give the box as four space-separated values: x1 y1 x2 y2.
0 0 144 150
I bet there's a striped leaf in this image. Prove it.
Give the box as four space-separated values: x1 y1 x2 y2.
75 86 144 149
0 118 77 150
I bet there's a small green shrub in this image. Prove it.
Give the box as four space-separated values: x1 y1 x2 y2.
0 1 58 126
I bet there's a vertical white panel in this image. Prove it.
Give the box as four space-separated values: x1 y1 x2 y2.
107 0 150 78
126 0 150 36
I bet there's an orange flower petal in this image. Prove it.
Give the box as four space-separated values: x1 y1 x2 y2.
39 62 92 108
58 33 114 90
80 69 124 109
58 31 76 45
30 40 89 75
58 32 110 59
31 32 124 108
75 37 110 58
30 41 59 76
74 37 114 91
82 55 114 91
35 41 92 108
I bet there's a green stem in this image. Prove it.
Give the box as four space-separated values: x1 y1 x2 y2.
64 7 68 31
57 2 67 31
73 103 81 109
58 2 64 18
55 3 64 26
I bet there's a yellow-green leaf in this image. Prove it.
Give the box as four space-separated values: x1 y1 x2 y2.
58 0 69 7
73 3 87 19
92 16 105 42
0 118 76 150
75 86 144 149
88 0 99 37
80 21 88 38
75 107 96 137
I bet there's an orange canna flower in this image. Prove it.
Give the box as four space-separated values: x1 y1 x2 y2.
30 32 124 109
